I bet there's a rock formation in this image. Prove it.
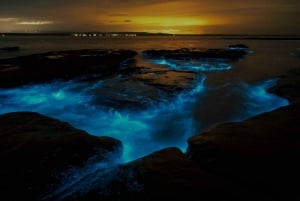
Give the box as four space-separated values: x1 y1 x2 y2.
0 112 122 201
187 67 300 201
0 49 137 88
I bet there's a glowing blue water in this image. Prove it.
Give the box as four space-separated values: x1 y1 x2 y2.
151 58 232 72
0 74 206 162
243 79 289 117
0 60 290 199
0 74 288 163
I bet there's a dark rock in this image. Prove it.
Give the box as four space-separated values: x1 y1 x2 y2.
187 66 300 201
269 67 300 103
91 78 163 110
0 112 122 201
131 67 195 92
0 49 137 88
91 65 196 110
60 148 250 201
118 148 252 201
187 103 300 201
0 46 20 51
142 48 248 61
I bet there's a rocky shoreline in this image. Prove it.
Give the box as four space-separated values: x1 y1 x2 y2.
57 67 300 200
0 112 122 201
186 67 300 201
0 49 137 88
0 47 299 200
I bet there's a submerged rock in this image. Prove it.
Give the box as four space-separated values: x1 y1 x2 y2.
130 66 196 92
0 49 137 88
91 65 196 110
227 44 249 50
0 112 122 201
142 47 248 61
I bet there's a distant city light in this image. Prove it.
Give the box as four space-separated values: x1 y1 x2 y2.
72 33 137 37
16 21 54 25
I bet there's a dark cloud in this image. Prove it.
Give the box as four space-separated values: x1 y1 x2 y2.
0 0 181 20
0 0 177 11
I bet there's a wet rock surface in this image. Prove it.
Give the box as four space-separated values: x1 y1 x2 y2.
115 148 253 201
131 66 195 91
0 49 137 88
55 148 251 201
90 65 196 110
0 112 122 201
93 48 243 110
187 67 300 201
0 48 197 109
142 47 248 61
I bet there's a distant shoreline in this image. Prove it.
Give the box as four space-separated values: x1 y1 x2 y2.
1 32 300 40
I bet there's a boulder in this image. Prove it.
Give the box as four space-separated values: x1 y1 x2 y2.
0 112 122 201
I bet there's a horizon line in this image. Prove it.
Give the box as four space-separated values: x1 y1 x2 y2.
1 32 300 37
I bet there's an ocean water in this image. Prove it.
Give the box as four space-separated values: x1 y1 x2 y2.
0 35 299 162
1 35 299 198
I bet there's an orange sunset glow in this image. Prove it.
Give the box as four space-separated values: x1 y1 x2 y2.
0 0 300 34
1 0 300 201
100 15 212 34
97 2 220 34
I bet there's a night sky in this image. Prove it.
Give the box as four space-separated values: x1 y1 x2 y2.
0 0 300 34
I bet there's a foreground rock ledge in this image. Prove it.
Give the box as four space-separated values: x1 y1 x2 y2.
187 67 300 201
61 148 251 201
0 112 122 201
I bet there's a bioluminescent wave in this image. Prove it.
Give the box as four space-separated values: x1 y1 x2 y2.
243 79 289 117
192 79 289 129
45 151 142 201
151 58 232 72
0 74 289 163
0 74 206 162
